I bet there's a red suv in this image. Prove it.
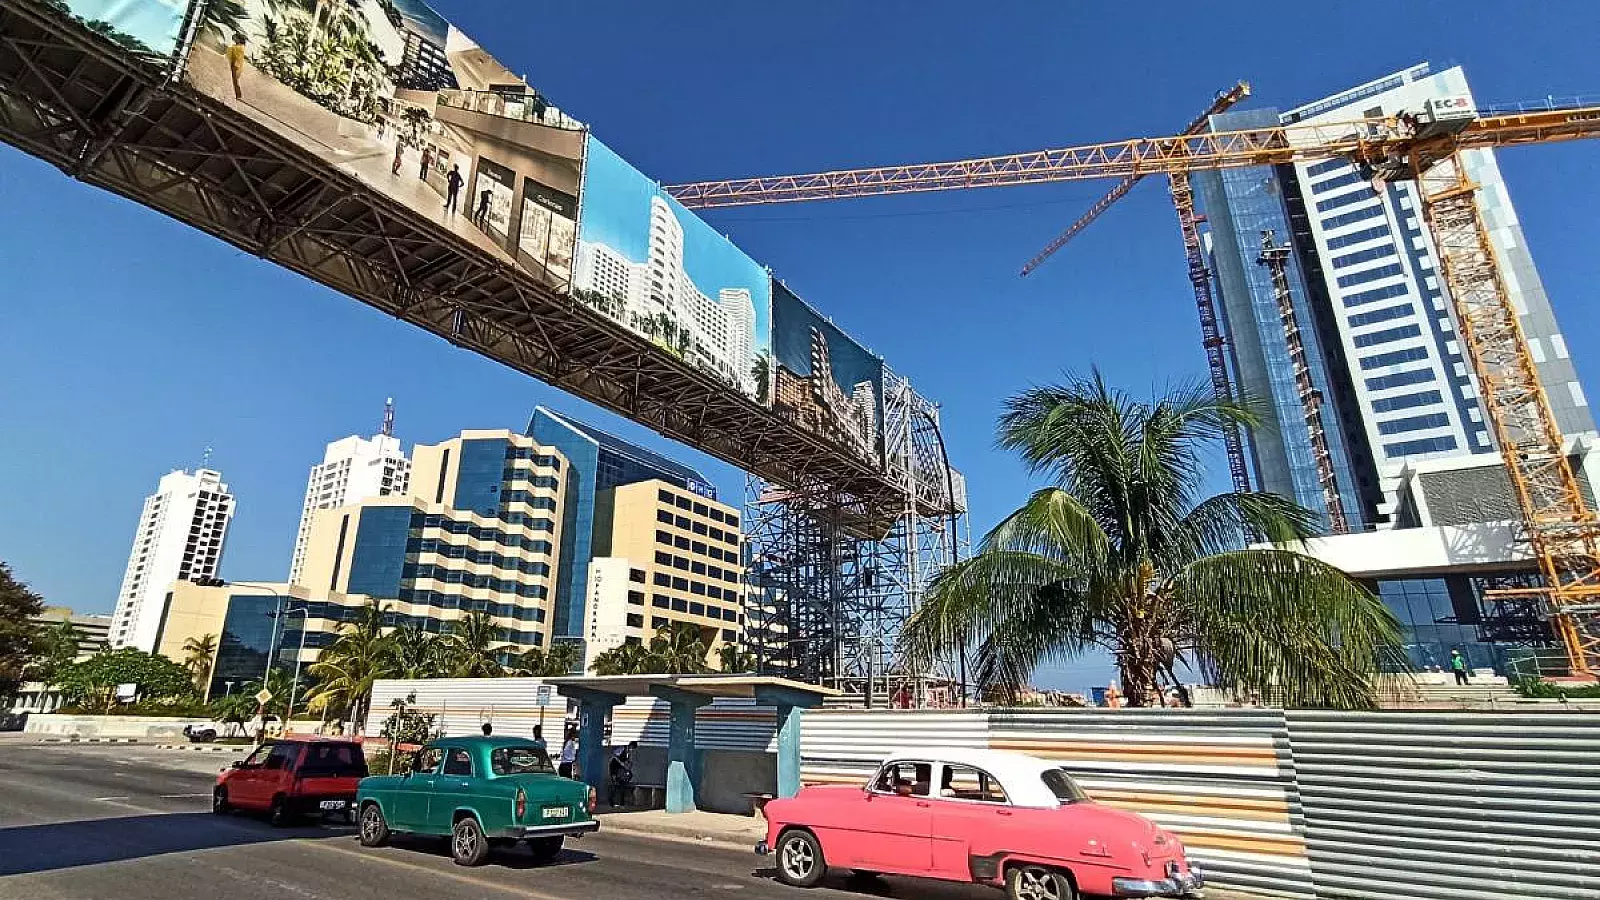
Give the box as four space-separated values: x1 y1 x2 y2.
213 739 368 826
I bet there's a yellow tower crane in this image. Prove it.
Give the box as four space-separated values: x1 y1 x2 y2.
665 102 1600 677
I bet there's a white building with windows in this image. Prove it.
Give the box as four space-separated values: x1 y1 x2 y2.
288 432 411 585
1279 63 1594 518
109 468 235 652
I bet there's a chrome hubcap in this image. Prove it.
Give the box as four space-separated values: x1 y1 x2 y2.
1016 868 1060 900
455 823 479 858
781 838 815 879
361 807 381 840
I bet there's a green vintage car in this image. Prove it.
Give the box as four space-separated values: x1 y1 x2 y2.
356 736 598 866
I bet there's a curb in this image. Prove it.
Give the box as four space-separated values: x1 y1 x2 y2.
38 737 141 743
153 744 245 753
598 818 763 853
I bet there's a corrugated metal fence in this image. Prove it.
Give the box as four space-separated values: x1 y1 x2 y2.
1285 710 1600 900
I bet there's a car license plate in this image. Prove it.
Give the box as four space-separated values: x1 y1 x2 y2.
542 806 569 819
319 800 347 810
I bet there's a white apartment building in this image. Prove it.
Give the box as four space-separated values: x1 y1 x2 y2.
1280 63 1595 516
109 468 235 652
574 197 761 394
288 432 411 585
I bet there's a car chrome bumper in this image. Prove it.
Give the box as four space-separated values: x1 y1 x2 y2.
512 820 600 839
1112 868 1204 898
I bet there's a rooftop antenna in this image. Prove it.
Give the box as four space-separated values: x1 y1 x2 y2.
382 398 395 437
200 444 213 471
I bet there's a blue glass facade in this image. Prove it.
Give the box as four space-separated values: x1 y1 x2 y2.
1194 109 1367 530
526 406 718 639
345 505 413 598
1368 573 1555 675
209 594 286 698
454 438 511 516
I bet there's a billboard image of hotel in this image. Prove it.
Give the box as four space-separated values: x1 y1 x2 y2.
770 282 884 466
572 137 772 402
45 0 189 58
183 0 583 288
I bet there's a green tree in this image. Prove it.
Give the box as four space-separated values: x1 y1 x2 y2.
26 619 81 688
902 373 1403 709
378 691 437 746
0 562 45 698
718 643 757 674
515 641 581 677
181 633 219 692
208 691 258 738
241 667 303 721
591 641 652 676
443 611 505 678
305 601 395 729
647 622 713 675
56 648 196 713
390 625 445 680
751 352 772 405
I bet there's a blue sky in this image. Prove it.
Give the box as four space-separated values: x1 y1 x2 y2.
4 1 1600 692
577 135 772 354
61 0 187 54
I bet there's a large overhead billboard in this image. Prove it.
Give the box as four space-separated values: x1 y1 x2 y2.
572 136 772 402
48 0 189 58
183 0 582 289
770 281 885 468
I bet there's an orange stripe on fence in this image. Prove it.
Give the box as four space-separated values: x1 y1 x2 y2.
1088 790 1290 819
989 740 1279 767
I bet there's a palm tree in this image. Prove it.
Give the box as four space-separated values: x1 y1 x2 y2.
444 611 505 678
902 373 1403 709
648 623 713 674
751 352 772 404
390 625 444 680
515 641 582 677
305 601 395 729
718 643 757 674
592 641 652 676
181 633 218 691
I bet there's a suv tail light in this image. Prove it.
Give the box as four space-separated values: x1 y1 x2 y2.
587 786 597 814
515 788 527 820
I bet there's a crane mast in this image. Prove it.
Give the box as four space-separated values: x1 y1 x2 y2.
666 103 1600 676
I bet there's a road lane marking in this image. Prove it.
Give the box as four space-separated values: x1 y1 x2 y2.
91 796 132 801
159 793 212 798
305 840 571 900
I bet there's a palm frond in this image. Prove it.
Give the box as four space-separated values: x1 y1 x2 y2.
901 550 1085 664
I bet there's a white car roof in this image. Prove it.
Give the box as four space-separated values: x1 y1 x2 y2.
879 746 1066 807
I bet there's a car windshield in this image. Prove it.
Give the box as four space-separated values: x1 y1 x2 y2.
490 745 556 776
298 742 368 776
1041 768 1089 803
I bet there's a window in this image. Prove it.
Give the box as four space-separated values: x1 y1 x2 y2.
692 502 709 517
628 590 645 606
708 566 723 580
709 509 725 523
1384 435 1459 458
671 577 688 592
692 521 708 536
873 761 933 796
675 516 690 530
300 742 365 776
940 764 1008 803
1306 158 1348 178
1326 223 1391 251
658 489 674 504
1371 390 1442 413
1337 263 1404 289
1315 187 1376 213
1360 346 1430 370
708 527 724 542
654 573 671 587
1353 324 1421 348
691 541 706 555
241 744 273 768
630 568 646 584
626 613 644 628
1377 413 1451 435
1041 769 1088 803
412 746 444 774
443 748 474 776
673 556 690 571
674 536 690 550
656 530 672 545
675 496 692 511
1321 203 1385 231
723 608 739 622
671 598 688 612
263 744 297 771
652 594 670 608
491 745 554 775
651 616 669 629
657 510 673 525
1331 243 1397 270
655 551 673 566
1366 367 1437 392
1343 283 1410 309
725 514 740 529
691 562 706 576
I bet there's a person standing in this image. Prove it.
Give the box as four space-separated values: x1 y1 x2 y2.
608 743 634 808
1450 648 1471 686
475 188 492 229
444 164 463 215
480 722 493 736
419 146 432 181
391 140 404 176
530 724 546 752
558 729 577 779
226 33 248 101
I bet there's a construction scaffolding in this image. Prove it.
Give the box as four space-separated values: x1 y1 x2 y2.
744 371 969 701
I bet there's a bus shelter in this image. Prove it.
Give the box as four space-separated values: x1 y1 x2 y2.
546 675 834 813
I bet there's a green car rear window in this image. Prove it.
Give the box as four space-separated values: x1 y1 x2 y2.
491 745 556 776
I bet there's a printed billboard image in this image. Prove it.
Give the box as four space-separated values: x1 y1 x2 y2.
573 136 772 401
184 0 582 288
48 0 189 58
770 281 885 467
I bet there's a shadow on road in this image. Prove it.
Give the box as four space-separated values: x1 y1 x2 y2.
0 812 341 876
383 833 598 869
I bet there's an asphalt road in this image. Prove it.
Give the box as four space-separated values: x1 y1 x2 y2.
0 741 996 900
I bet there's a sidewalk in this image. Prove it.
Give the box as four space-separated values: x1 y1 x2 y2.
598 808 1267 900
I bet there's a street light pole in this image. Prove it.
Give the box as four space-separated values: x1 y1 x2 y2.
279 606 310 728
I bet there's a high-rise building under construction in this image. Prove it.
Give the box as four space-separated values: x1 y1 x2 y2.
1197 63 1594 530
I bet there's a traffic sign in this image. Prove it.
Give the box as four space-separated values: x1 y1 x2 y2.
536 685 552 707
255 689 273 705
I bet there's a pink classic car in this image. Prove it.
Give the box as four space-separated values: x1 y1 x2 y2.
758 748 1203 900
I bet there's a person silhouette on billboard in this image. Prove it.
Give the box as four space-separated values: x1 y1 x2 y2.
226 33 247 101
475 188 492 228
445 164 463 215
419 147 432 181
391 141 405 176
